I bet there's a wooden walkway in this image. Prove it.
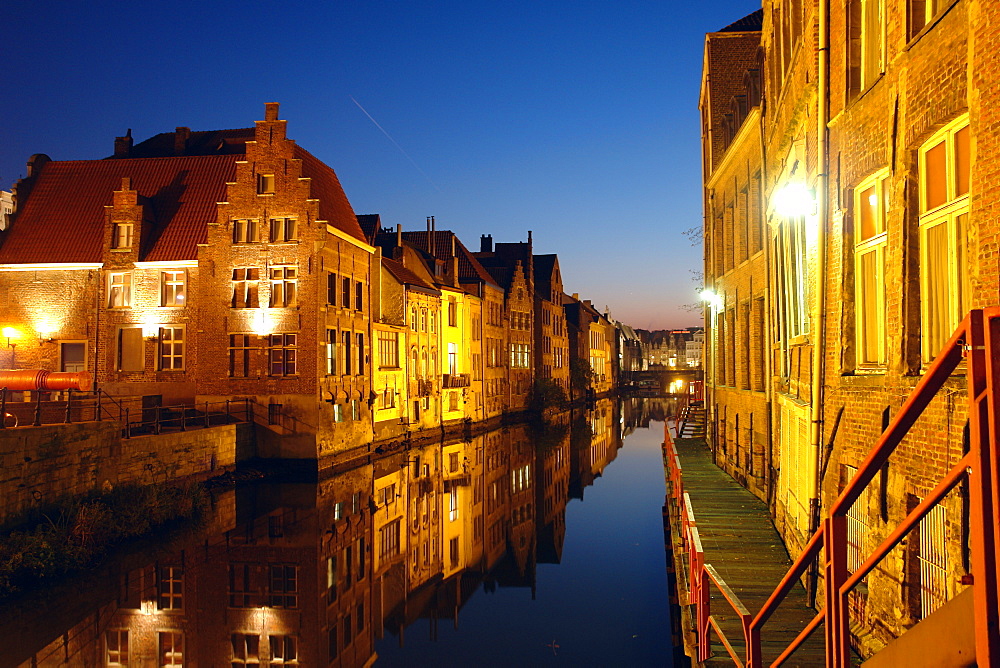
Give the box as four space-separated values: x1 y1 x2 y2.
670 436 833 667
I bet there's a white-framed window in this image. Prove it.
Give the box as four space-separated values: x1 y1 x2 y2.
229 333 253 378
106 630 129 666
232 218 259 243
159 631 183 666
854 170 889 367
268 334 297 376
159 326 185 370
919 116 970 361
269 217 297 242
112 222 133 250
108 272 132 308
158 565 183 610
269 266 297 307
232 268 259 308
160 270 186 307
326 328 338 375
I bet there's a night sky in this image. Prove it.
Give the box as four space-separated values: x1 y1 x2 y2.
3 0 758 330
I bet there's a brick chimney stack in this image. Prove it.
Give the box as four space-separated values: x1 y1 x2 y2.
174 127 190 155
265 102 280 121
480 234 493 253
114 129 133 158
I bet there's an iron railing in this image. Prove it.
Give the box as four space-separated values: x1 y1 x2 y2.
665 307 1000 667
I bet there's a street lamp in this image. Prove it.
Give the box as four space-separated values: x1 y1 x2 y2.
773 182 816 218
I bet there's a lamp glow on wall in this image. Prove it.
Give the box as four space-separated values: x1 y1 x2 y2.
35 322 54 342
252 308 272 336
773 182 816 218
699 288 724 312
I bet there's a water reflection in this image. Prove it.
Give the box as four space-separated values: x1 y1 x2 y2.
7 396 677 667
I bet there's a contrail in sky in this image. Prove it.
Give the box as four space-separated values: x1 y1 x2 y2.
350 96 440 192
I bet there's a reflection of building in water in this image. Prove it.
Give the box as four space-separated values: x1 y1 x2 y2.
622 396 680 431
12 413 596 664
570 399 621 501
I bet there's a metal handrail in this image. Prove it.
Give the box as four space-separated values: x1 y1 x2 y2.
664 308 1000 667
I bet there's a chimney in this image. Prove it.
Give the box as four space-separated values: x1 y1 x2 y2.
450 235 456 258
265 102 280 121
572 293 579 300
480 234 493 253
174 127 190 155
396 223 402 248
114 129 133 158
426 216 433 254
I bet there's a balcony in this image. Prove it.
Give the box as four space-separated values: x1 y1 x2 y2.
442 373 470 388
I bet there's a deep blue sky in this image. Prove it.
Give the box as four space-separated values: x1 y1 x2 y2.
3 0 757 330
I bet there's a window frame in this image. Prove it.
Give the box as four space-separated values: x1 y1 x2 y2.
108 271 132 309
269 265 298 308
267 333 298 376
111 222 134 250
160 269 186 307
158 325 185 371
232 268 259 308
853 169 890 368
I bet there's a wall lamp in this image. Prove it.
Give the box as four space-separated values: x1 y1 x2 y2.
773 182 817 218
699 289 724 312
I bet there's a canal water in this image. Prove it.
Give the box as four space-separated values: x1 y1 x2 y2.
3 397 677 667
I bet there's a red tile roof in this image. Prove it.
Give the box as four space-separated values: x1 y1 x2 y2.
1 155 238 264
294 146 366 244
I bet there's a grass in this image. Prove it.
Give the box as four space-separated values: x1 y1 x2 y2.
0 482 206 598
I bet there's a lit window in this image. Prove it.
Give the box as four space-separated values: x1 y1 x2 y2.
258 173 275 194
268 334 297 376
158 565 183 610
269 217 297 242
854 170 889 367
159 326 184 370
448 342 458 375
108 272 131 308
232 268 259 308
161 270 186 307
379 331 400 368
159 631 183 666
919 117 970 361
106 630 129 666
326 329 338 375
112 222 133 250
232 218 259 243
269 266 297 307
269 564 298 608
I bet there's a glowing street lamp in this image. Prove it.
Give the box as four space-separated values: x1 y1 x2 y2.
773 182 816 217
699 288 724 312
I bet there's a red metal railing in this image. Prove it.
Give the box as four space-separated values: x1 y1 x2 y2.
664 308 1000 667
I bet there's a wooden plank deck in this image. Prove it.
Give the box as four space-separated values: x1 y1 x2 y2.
670 436 832 667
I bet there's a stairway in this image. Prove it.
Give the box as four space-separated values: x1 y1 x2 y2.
676 402 707 439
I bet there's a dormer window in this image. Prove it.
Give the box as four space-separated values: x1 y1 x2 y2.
258 174 275 194
112 222 133 249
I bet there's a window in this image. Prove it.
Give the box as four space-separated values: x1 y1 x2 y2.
269 564 298 608
159 631 183 667
269 636 298 664
233 218 259 243
910 0 944 38
854 171 889 367
327 272 337 305
60 342 86 372
108 272 132 308
269 217 297 242
430 311 437 333
776 214 808 343
918 504 949 618
258 173 275 194
325 329 337 375
268 334 297 376
229 563 253 607
342 277 351 306
351 398 360 420
158 566 183 610
410 307 418 331
919 118 970 361
343 331 352 375
333 403 344 422
355 280 363 311
450 536 460 566
117 327 144 372
448 298 458 326
106 630 129 666
231 633 260 666
112 222 133 250
449 489 458 522
379 331 400 368
269 266 297 307
159 326 184 371
160 270 186 307
848 0 885 97
357 333 365 375
232 268 259 308
229 334 253 377
448 342 458 375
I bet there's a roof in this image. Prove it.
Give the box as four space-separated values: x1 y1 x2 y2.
400 230 501 290
1 154 238 263
382 256 439 294
293 145 365 243
111 127 255 158
533 254 560 296
356 213 382 244
718 9 763 32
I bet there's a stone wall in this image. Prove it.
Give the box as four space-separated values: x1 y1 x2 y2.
0 421 236 522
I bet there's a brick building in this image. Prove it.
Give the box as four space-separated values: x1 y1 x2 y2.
702 0 1000 654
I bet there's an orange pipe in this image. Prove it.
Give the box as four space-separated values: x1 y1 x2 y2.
0 369 92 391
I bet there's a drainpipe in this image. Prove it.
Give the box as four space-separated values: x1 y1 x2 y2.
806 0 831 607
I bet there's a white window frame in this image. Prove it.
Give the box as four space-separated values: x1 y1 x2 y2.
108 272 132 309
854 169 890 368
160 270 186 307
918 116 970 362
112 222 133 250
159 326 185 371
269 266 298 307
